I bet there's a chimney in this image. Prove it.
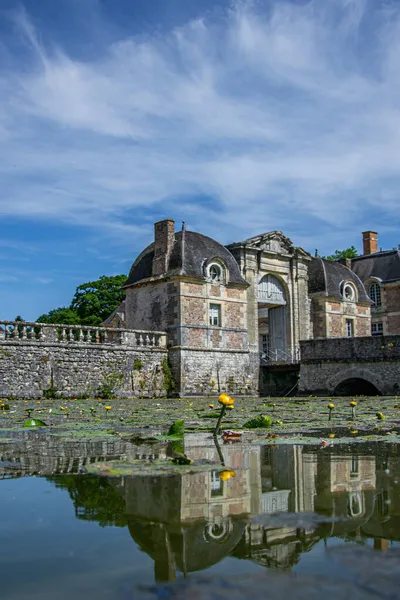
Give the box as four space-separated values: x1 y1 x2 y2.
338 258 352 269
362 231 378 255
152 219 175 276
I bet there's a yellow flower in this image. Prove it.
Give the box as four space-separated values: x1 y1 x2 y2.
227 405 234 410
218 394 234 406
376 412 384 420
219 469 236 481
208 403 214 409
328 403 335 409
350 401 357 407
328 433 335 439
104 405 112 411
37 401 41 405
60 406 66 411
350 429 358 435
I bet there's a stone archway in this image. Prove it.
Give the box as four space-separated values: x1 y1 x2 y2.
257 274 288 359
329 367 383 396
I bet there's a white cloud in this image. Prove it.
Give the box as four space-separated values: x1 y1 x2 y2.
1 0 400 252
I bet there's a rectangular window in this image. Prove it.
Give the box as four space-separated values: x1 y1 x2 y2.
346 319 354 337
209 304 221 327
210 470 223 496
350 455 359 477
372 322 383 336
260 334 269 353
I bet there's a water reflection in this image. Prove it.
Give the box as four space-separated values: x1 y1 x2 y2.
27 435 399 581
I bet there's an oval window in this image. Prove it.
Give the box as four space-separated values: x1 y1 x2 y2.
208 264 222 282
343 283 355 301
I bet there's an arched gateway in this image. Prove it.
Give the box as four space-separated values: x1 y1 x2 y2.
257 274 288 359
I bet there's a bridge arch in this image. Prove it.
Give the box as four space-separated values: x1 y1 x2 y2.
329 367 383 396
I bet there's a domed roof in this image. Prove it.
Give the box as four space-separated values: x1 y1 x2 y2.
308 257 370 302
128 517 246 576
123 230 248 288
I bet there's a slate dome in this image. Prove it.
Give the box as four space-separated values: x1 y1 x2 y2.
123 229 248 288
308 257 370 302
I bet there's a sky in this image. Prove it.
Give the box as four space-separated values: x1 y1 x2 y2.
1 0 400 321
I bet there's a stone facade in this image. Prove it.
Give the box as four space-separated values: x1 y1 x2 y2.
227 231 312 370
351 232 400 336
311 298 371 338
122 220 255 396
117 220 390 396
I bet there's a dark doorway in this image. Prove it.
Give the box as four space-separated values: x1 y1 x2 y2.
333 378 380 396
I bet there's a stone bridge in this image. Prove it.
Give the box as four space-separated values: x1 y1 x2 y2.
299 336 400 396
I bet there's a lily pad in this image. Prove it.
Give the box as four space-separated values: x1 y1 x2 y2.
23 418 47 428
243 415 272 429
167 419 184 437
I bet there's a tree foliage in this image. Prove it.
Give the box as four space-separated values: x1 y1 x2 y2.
37 307 81 325
37 274 126 326
323 246 358 261
70 275 126 326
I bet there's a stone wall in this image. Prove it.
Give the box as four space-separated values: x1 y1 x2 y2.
0 321 168 399
299 335 400 395
125 280 178 334
168 347 258 397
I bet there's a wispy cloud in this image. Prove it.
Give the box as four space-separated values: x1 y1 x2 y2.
1 0 400 252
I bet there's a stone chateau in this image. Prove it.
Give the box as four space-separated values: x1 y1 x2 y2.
103 219 400 396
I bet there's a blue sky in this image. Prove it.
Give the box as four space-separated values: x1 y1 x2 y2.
1 0 400 321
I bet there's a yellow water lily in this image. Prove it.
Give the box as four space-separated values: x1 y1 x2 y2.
208 403 214 409
104 405 112 411
218 394 234 406
350 401 357 407
219 469 236 481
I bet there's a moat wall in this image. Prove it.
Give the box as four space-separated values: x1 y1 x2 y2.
0 339 168 399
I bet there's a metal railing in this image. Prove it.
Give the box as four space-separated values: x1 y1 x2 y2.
260 346 300 365
0 320 167 348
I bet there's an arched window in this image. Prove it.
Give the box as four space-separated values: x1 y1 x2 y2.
207 262 225 282
342 282 356 302
369 282 381 306
257 274 286 305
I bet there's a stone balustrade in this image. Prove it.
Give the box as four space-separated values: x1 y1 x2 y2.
0 320 167 349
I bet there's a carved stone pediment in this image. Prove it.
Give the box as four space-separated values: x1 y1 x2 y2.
243 231 294 255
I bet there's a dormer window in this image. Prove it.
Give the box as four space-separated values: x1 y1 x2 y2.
342 282 356 302
206 262 225 283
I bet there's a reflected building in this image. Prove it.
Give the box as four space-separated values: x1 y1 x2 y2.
6 432 400 580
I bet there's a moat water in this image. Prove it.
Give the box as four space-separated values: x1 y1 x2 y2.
1 439 400 599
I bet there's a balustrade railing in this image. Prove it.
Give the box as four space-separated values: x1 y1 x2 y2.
260 346 300 365
0 320 167 348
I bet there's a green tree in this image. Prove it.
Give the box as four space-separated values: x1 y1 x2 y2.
47 475 127 527
323 246 358 261
70 274 126 326
37 307 81 325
